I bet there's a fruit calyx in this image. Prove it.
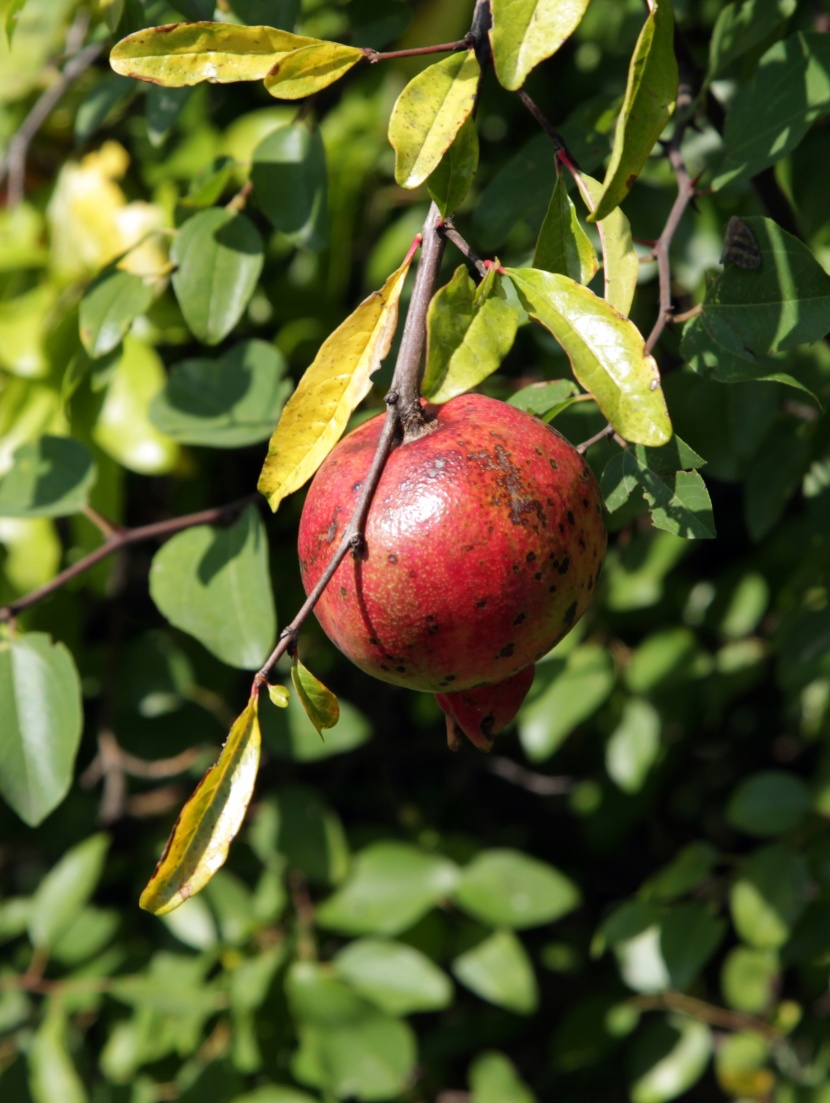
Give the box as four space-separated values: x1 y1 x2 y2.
437 665 536 752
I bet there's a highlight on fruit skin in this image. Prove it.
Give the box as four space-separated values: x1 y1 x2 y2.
298 392 607 749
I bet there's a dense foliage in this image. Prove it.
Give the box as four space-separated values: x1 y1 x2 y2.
2 1 830 1101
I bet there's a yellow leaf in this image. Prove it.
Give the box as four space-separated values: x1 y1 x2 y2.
573 171 639 317
264 41 364 100
257 253 414 512
110 21 319 86
267 683 290 708
388 49 480 189
139 697 261 915
292 658 339 736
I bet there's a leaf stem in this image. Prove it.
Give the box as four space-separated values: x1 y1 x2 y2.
632 991 782 1043
439 220 488 279
363 40 470 64
0 496 256 623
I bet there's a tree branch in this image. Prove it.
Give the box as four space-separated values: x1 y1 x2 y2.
633 991 782 1044
0 496 256 623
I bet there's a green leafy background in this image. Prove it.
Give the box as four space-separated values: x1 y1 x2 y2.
2 1 830 1102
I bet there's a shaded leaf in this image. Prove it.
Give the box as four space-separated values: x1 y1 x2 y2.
452 929 539 1014
601 440 715 539
453 849 581 929
726 771 811 838
261 692 372 762
590 1 678 221
490 0 591 92
149 504 276 669
713 33 830 190
28 834 109 950
730 845 809 948
257 254 412 512
506 267 672 445
110 21 317 86
427 112 479 217
388 49 480 188
508 379 581 421
423 265 519 403
708 0 797 79
252 784 349 885
79 266 155 359
149 340 291 448
574 171 639 316
316 842 459 936
28 1003 87 1103
0 436 95 518
534 172 599 285
291 657 339 735
139 697 261 915
0 633 83 827
629 1017 712 1103
264 40 363 100
171 208 264 345
251 123 328 250
743 421 811 543
333 939 453 1015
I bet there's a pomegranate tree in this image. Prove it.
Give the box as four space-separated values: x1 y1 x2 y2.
298 393 606 748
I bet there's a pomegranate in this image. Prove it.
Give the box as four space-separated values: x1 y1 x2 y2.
297 393 606 747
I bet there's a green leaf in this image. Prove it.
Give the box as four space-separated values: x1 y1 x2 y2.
508 379 581 421
726 771 811 838
470 1051 537 1103
388 49 480 189
533 173 598 285
292 1013 416 1101
28 1002 88 1103
601 441 715 539
660 905 726 991
605 697 661 793
681 219 830 381
0 436 95 518
590 1 678 221
266 683 290 708
423 266 519 403
574 171 639 316
250 123 328 250
641 842 718 904
452 929 539 1014
629 1017 712 1103
713 33 830 190
261 691 372 761
316 842 459 936
490 0 591 92
149 340 291 448
171 207 264 345
110 21 318 86
707 0 797 79
74 75 136 145
291 657 339 736
743 421 811 542
92 337 180 475
453 849 581 929
264 41 363 100
333 939 453 1015
79 266 155 358
182 156 236 208
505 267 672 446
626 627 711 695
721 946 779 1014
257 254 412 512
149 504 276 669
0 633 83 827
427 112 479 217
254 784 349 885
139 697 261 915
730 845 809 948
28 834 109 950
519 644 615 762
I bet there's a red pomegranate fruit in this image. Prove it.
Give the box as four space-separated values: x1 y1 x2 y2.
297 393 606 747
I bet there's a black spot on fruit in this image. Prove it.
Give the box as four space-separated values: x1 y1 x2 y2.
513 612 526 625
526 552 537 562
444 674 456 682
388 553 398 564
380 664 390 671
498 642 516 658
582 497 589 508
558 556 570 575
369 636 378 645
564 601 578 627
396 665 406 673
534 571 543 580
340 586 347 596
567 510 575 525
476 598 488 608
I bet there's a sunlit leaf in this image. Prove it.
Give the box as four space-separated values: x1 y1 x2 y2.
171 208 264 345
149 504 276 669
333 939 453 1015
453 849 581 929
291 657 339 735
590 1 678 221
79 266 156 358
505 267 672 445
0 633 83 827
470 1051 537 1103
534 172 598 285
452 929 539 1014
257 253 413 512
423 265 519 403
574 171 639 316
629 1016 712 1103
139 697 261 915
264 40 363 100
110 21 318 86
730 845 809 948
29 834 109 950
388 49 480 188
490 0 592 92
508 379 581 422
427 112 479 217
605 697 661 793
267 683 290 708
0 436 95 518
29 1002 88 1103
707 0 797 79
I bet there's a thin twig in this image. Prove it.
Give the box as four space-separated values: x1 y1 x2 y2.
364 40 470 64
633 991 782 1043
487 756 573 795
517 89 571 157
577 423 616 454
0 495 256 623
1 40 104 207
253 206 448 690
439 221 487 278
